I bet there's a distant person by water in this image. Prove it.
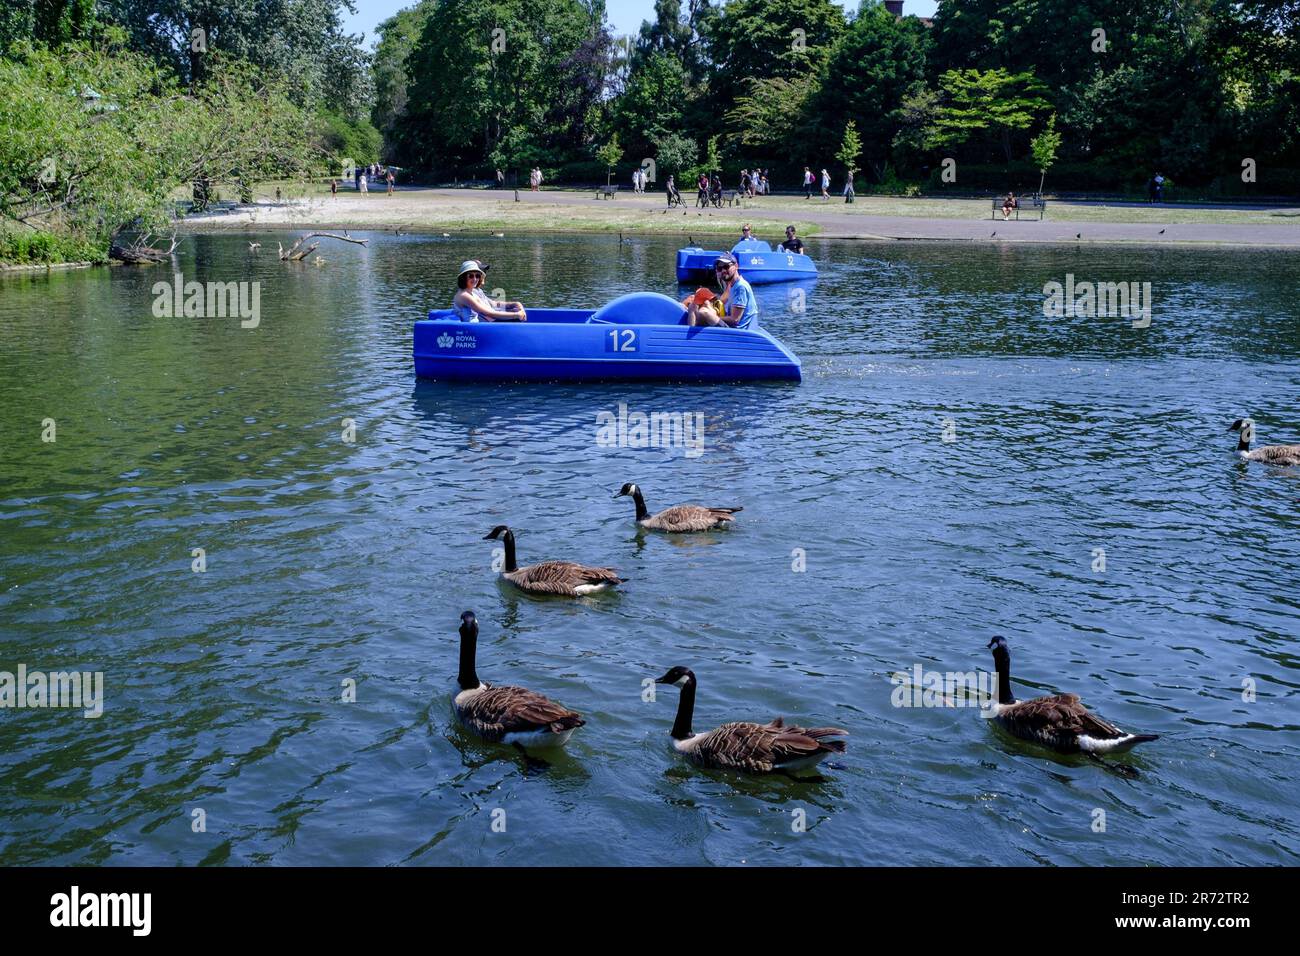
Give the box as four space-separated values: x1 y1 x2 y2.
803 167 813 199
386 169 395 195
821 168 830 199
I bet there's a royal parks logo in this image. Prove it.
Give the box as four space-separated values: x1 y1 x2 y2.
437 330 477 350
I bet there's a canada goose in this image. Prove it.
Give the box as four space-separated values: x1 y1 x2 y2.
248 241 260 251
654 666 848 774
614 482 741 533
453 611 583 748
1229 418 1300 466
483 525 624 596
985 637 1157 758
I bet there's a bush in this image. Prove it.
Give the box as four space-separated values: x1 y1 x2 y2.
0 228 105 265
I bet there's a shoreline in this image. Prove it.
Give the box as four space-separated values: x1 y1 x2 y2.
175 186 1300 249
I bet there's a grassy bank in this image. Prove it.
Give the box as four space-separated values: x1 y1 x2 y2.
0 229 106 267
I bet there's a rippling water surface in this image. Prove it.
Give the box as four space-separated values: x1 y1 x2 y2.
2 233 1298 866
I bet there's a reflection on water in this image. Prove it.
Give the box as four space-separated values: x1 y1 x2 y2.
1 232 1298 866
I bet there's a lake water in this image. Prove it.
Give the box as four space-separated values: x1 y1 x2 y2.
2 232 1298 866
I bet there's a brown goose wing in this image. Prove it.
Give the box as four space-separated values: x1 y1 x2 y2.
644 505 738 532
1000 693 1123 744
460 685 584 741
508 560 622 595
1250 443 1300 466
694 720 847 772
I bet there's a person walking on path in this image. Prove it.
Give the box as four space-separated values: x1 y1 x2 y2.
359 171 368 194
803 167 814 199
821 168 830 200
386 168 395 195
330 179 338 198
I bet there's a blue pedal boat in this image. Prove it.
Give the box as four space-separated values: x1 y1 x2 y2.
413 292 801 383
676 238 817 285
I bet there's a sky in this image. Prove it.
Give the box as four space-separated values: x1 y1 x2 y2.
342 0 940 48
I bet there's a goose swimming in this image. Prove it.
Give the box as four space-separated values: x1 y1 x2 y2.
985 637 1157 758
483 525 624 596
452 611 584 748
654 666 847 774
614 483 741 533
1230 418 1300 466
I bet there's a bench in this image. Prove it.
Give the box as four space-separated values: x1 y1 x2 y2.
595 185 620 199
991 196 1046 220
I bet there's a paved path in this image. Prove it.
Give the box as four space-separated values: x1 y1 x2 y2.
434 188 1300 247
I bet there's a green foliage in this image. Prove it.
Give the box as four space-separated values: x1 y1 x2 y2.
652 131 698 178
596 133 624 179
929 68 1051 161
372 2 434 145
0 39 313 253
837 120 863 176
0 227 104 264
316 111 382 171
1029 113 1061 192
96 0 374 119
709 0 846 90
725 75 815 154
811 3 927 178
399 0 602 176
614 50 690 159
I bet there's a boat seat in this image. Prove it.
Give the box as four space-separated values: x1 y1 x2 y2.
587 291 686 326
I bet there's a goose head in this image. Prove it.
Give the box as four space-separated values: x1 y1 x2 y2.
459 610 478 638
613 482 641 500
1229 418 1254 445
987 636 1010 665
483 525 511 541
655 665 696 688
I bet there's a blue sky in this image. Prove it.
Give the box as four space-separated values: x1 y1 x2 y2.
343 0 939 47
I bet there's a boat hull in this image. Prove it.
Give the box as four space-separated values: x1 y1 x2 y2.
413 307 801 383
676 246 818 285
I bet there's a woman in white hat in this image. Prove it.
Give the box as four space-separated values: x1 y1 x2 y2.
452 260 527 321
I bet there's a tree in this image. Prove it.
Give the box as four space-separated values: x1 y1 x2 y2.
929 68 1051 162
812 2 927 180
652 131 697 179
724 75 815 153
837 119 862 182
372 2 436 150
596 133 623 186
613 49 689 159
400 0 600 176
1029 113 1061 195
709 0 846 92
0 40 311 249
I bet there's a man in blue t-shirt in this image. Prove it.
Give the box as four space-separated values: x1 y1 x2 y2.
687 253 757 328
